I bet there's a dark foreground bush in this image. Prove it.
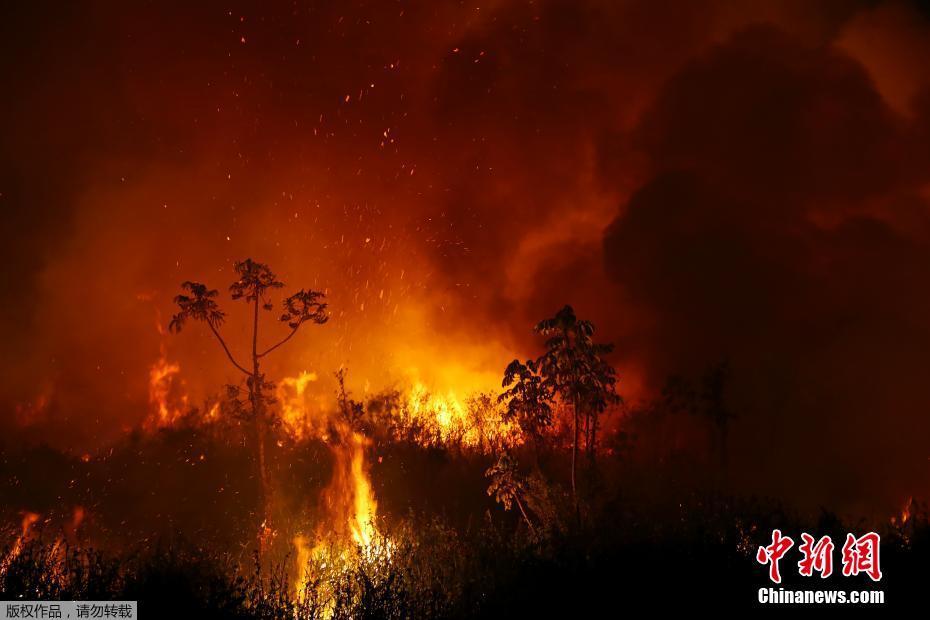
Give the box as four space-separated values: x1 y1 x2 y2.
2 502 927 616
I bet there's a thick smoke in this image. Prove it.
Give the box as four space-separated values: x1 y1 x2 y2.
2 0 929 515
604 21 930 515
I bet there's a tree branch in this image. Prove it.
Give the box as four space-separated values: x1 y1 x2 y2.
207 322 251 376
258 325 300 358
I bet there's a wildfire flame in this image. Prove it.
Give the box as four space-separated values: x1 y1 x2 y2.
146 322 188 430
292 422 385 575
335 429 378 548
288 429 389 614
278 368 387 604
277 371 322 441
276 364 532 601
401 382 523 451
892 496 917 527
407 382 469 443
140 343 515 604
1 507 86 589
47 507 85 585
1 512 40 576
292 533 312 594
901 496 913 524
145 319 226 430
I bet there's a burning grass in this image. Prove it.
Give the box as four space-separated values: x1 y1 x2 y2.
0 513 534 617
7 376 923 612
5 282 925 613
7 368 926 612
3 490 926 615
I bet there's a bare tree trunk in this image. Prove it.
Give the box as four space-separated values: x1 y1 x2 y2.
589 412 598 458
583 411 590 454
571 397 580 525
514 495 535 534
256 412 269 508
589 411 598 461
250 296 272 555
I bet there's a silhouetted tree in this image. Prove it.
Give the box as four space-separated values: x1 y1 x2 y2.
485 453 535 533
660 360 734 483
498 359 553 459
534 305 618 512
169 259 328 547
580 355 621 461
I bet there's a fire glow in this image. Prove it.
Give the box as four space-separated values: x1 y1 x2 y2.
132 303 530 608
10 3 930 612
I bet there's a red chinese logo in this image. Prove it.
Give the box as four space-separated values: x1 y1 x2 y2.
756 530 881 582
798 533 834 578
841 532 882 582
756 529 794 583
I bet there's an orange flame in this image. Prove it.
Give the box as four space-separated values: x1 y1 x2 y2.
280 367 386 601
1 512 40 575
901 496 913 524
290 427 387 605
332 429 378 547
292 533 312 594
145 322 189 429
277 371 321 441
402 382 523 451
892 496 916 526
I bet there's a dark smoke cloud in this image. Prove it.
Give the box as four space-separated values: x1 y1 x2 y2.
603 23 930 515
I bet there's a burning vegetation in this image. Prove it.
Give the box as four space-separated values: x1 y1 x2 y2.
2 255 924 613
2 255 639 614
155 258 621 609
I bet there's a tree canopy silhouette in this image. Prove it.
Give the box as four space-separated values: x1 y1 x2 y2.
533 305 619 511
169 258 329 549
499 359 553 456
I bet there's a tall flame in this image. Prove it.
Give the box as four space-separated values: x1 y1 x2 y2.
346 431 378 547
146 321 188 429
1 512 40 576
279 369 386 602
277 371 321 441
315 424 381 549
277 369 379 547
292 533 312 594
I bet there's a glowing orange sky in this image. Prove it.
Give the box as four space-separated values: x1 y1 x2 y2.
4 0 930 516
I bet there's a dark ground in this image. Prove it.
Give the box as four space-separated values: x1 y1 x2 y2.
1 426 923 615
